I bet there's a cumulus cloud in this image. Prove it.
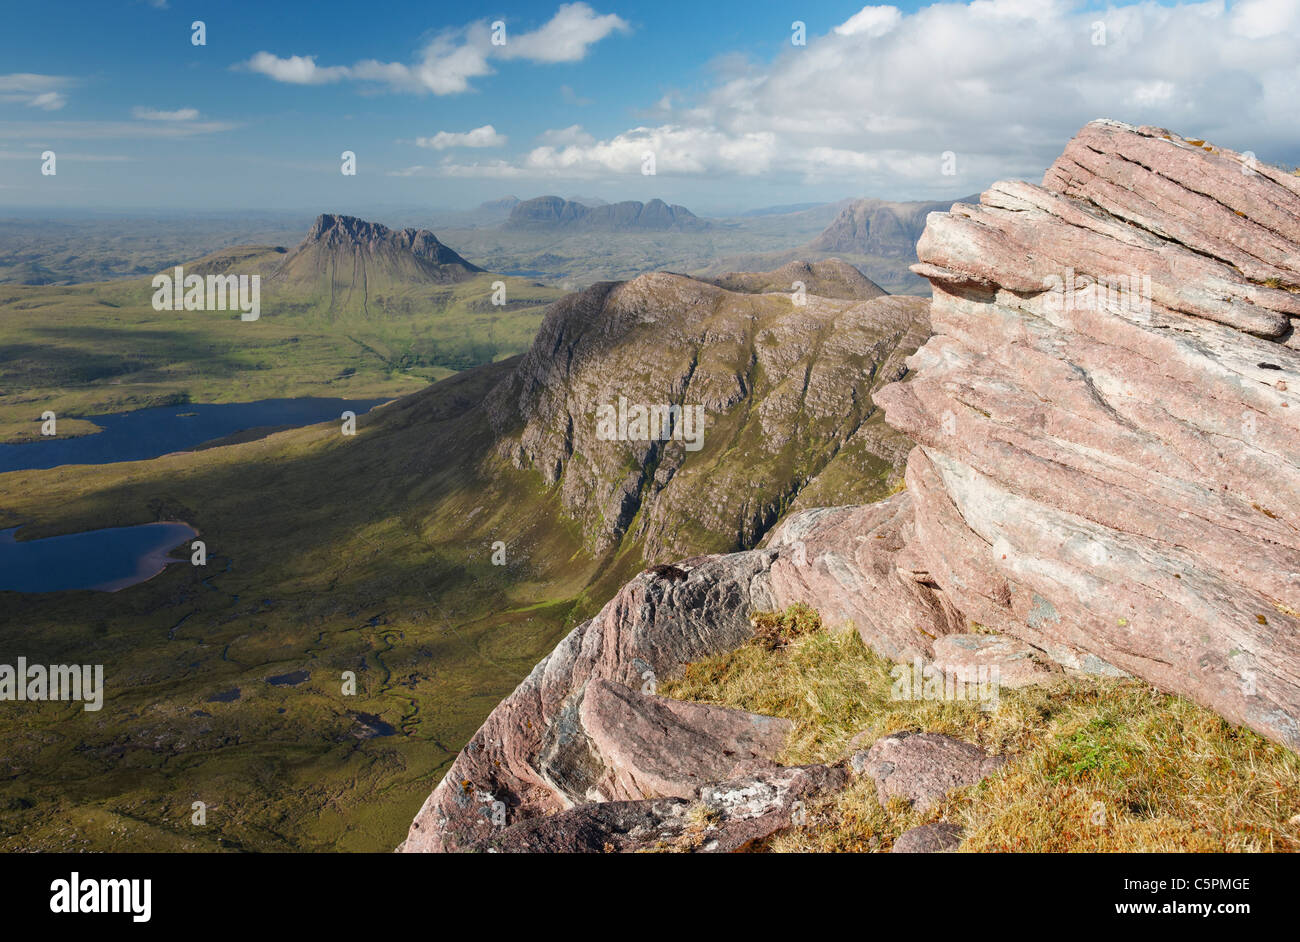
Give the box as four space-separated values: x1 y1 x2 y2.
496 2 631 62
132 106 199 121
416 125 507 149
0 73 72 110
242 52 349 85
436 0 1300 195
241 3 629 96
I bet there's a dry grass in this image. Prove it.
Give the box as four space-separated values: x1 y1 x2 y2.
659 609 1300 852
748 603 822 651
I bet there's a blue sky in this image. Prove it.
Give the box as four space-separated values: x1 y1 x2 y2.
1 0 1297 215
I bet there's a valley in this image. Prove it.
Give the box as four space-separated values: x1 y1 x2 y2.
0 245 927 851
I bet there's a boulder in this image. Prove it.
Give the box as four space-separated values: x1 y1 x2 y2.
577 678 792 802
892 821 965 853
853 731 1005 811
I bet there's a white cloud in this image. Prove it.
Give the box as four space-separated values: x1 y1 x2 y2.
435 159 532 179
439 0 1300 195
496 2 630 62
132 106 199 121
833 5 902 37
28 92 66 111
242 52 349 85
1229 0 1300 38
241 3 629 96
416 125 507 149
0 73 72 110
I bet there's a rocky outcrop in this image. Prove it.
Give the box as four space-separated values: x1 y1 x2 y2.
478 764 845 853
932 633 1063 688
875 120 1300 750
400 551 783 852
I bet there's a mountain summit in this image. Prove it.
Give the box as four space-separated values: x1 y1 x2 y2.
289 213 483 279
271 213 484 316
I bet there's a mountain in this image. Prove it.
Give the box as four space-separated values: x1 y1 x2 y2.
276 213 482 286
807 197 972 256
0 261 929 851
260 213 495 320
504 196 708 233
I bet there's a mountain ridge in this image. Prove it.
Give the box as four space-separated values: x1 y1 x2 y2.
504 196 707 233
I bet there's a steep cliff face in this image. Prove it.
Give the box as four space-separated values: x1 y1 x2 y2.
875 120 1300 749
486 265 927 562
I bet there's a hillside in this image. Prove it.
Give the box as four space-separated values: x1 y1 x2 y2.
706 258 887 302
0 262 929 852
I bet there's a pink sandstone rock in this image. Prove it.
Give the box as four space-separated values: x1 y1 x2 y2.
876 120 1300 750
852 731 1006 811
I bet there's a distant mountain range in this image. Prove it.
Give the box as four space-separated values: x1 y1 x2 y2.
503 196 707 233
698 194 978 294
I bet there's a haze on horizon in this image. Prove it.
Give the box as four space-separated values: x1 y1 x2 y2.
1 0 1297 216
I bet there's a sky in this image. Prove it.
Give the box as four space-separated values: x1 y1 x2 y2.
1 0 1298 215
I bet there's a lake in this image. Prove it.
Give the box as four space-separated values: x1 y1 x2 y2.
0 397 390 473
0 522 198 593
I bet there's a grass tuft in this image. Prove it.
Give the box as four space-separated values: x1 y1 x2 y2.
659 613 1300 852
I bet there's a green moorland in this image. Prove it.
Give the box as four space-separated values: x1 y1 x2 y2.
0 364 626 851
0 325 909 850
0 267 562 443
